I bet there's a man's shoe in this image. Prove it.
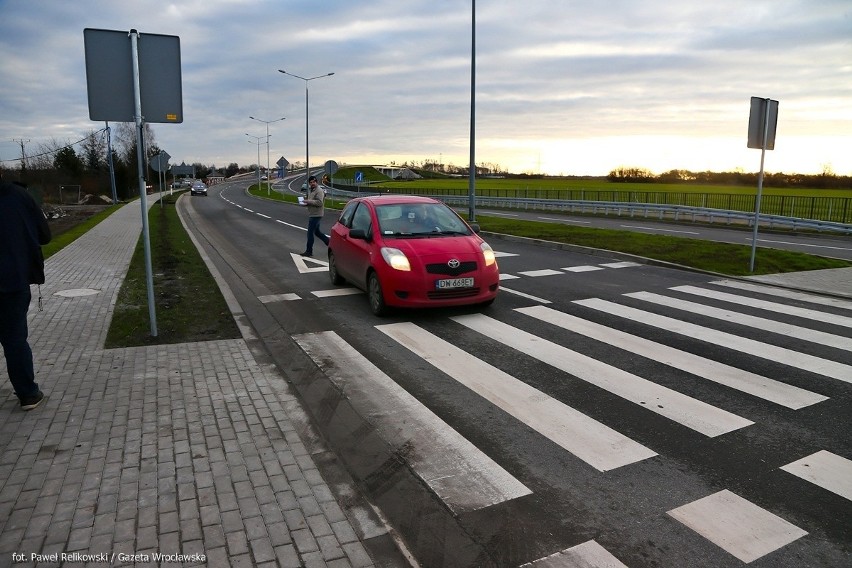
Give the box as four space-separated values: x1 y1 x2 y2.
300 251 312 257
20 390 45 411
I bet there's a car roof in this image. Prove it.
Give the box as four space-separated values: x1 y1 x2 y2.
358 195 439 205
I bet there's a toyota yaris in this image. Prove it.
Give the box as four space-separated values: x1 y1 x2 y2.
328 195 499 316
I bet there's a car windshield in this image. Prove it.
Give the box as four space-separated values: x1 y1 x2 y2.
376 203 471 237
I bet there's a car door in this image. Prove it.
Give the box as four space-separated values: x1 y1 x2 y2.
340 202 376 287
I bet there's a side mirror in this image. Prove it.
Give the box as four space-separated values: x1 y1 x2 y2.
469 223 481 234
349 228 371 242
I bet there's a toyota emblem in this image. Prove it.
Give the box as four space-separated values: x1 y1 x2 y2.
448 259 460 268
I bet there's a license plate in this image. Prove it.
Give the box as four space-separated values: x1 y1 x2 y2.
435 277 474 289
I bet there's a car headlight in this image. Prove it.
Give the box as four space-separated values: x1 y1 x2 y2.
481 242 496 266
380 247 411 271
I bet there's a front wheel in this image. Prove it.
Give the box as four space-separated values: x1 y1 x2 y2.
367 271 389 317
328 251 344 285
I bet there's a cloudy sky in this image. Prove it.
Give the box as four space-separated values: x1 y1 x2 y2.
1 0 851 176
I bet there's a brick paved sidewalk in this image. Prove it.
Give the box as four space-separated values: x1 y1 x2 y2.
0 200 396 567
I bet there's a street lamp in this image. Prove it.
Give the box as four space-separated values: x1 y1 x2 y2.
246 133 265 190
278 69 334 185
249 115 285 194
469 0 477 222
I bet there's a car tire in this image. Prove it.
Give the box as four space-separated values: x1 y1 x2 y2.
329 251 345 285
368 271 388 317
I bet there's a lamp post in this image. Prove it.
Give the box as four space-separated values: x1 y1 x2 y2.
246 133 264 190
278 69 334 185
250 115 285 194
468 0 477 222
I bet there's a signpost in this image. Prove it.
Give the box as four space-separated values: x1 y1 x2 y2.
277 156 289 180
150 151 171 206
84 28 183 336
747 97 779 272
324 160 338 194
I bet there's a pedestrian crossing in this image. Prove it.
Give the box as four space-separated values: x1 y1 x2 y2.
515 305 827 410
292 279 851 566
375 321 658 472
575 297 852 383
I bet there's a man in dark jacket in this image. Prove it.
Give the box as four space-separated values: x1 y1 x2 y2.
0 177 52 410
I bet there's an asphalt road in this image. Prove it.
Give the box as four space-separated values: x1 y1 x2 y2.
180 178 851 567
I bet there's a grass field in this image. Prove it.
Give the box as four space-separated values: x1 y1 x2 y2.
382 177 852 196
331 166 852 197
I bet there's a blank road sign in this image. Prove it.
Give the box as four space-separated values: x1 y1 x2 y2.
747 97 778 150
84 28 183 123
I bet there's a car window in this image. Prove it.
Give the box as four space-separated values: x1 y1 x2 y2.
376 203 471 236
350 203 372 233
338 201 358 227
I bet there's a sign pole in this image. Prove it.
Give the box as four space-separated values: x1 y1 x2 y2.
746 96 778 272
106 122 118 204
131 29 158 336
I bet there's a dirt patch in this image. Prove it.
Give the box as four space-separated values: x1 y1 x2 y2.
45 203 113 236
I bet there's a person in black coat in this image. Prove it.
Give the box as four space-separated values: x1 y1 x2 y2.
0 176 52 410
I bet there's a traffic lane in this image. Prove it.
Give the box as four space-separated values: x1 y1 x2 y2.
476 208 852 261
185 187 529 564
185 192 849 566
194 183 342 305
202 182 364 339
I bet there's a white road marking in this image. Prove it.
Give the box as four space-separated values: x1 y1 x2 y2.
521 540 628 567
627 291 852 352
751 237 852 252
498 287 552 304
312 288 363 298
620 225 700 235
290 252 328 273
711 280 852 311
517 306 827 410
294 331 532 514
494 251 519 257
377 322 657 472
452 314 753 437
562 265 604 273
671 285 852 329
538 217 592 224
256 213 271 219
519 269 564 277
499 273 521 280
276 219 305 230
575 298 852 384
258 293 300 303
780 450 852 501
600 261 643 268
668 490 807 563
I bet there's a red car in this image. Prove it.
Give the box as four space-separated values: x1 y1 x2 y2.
328 195 499 316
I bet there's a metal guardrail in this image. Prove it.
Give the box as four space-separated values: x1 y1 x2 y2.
324 187 852 235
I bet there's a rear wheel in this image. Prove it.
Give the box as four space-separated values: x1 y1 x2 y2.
328 251 344 285
368 271 388 316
